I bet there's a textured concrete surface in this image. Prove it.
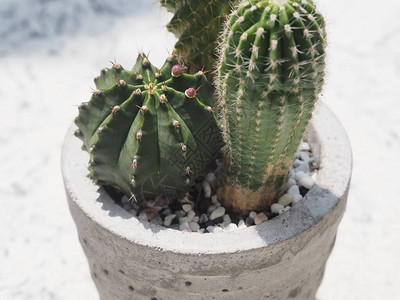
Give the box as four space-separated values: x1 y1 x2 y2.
61 104 350 299
1 0 399 299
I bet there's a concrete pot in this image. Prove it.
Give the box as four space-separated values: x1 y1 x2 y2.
61 103 352 300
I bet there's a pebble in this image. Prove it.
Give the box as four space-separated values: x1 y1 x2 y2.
202 181 212 198
278 194 293 207
254 212 268 225
209 207 226 220
299 151 310 162
151 215 163 226
129 209 137 216
123 203 132 211
223 214 231 225
224 223 238 232
192 216 199 223
295 171 307 181
179 221 190 231
288 185 300 196
298 176 314 189
292 194 303 204
205 172 217 184
187 210 196 222
271 203 284 214
175 210 186 218
249 211 257 219
211 194 219 204
162 208 171 215
178 217 188 224
206 225 215 233
138 212 148 222
189 222 200 232
163 214 176 226
182 203 192 212
245 216 254 226
301 142 311 151
238 219 246 229
207 205 217 214
287 178 297 187
121 195 130 204
293 159 304 168
199 214 208 224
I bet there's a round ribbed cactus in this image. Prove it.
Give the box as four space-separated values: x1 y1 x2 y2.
216 0 327 214
159 0 236 75
75 53 223 203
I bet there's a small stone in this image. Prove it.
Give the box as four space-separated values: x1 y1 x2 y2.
178 217 188 224
163 214 176 226
187 210 196 222
213 226 223 233
192 216 199 223
211 216 224 225
294 162 310 173
199 214 209 224
197 228 205 233
206 225 215 233
290 168 296 179
254 212 268 225
295 171 307 181
205 172 217 184
245 217 254 226
182 203 192 212
293 159 304 168
287 178 296 188
209 207 226 220
271 203 284 214
298 176 314 189
151 215 163 226
202 181 212 198
189 222 200 232
223 214 231 225
311 172 318 181
129 209 137 216
288 185 300 196
299 151 310 162
175 210 186 218
211 194 219 204
179 221 190 231
249 211 257 219
169 224 180 230
138 212 148 222
292 194 303 204
121 195 129 204
181 228 192 232
224 223 238 232
207 205 217 214
301 142 311 151
123 203 132 211
162 208 172 215
238 219 246 229
278 194 293 207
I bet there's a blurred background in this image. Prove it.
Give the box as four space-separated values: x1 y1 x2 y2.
0 0 399 299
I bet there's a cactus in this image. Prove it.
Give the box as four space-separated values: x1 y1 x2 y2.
75 53 223 203
159 0 236 75
215 0 327 214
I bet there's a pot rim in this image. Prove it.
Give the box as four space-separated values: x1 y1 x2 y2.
61 102 352 254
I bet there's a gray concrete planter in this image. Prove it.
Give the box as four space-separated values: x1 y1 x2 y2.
61 103 352 300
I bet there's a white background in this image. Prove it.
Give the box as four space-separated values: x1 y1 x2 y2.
0 0 399 299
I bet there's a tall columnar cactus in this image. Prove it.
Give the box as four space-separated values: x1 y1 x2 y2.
75 53 223 203
159 0 236 75
216 0 327 214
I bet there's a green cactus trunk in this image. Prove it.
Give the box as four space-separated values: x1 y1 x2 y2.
216 0 326 214
75 54 223 204
160 0 236 75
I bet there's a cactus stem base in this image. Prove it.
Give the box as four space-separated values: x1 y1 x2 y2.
217 184 279 215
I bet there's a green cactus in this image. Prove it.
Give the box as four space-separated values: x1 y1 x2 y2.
75 53 223 203
215 0 327 214
159 0 236 75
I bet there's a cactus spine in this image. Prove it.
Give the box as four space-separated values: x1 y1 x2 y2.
159 0 236 75
216 0 327 214
75 53 223 203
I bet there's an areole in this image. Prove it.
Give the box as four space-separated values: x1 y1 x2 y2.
62 103 352 299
